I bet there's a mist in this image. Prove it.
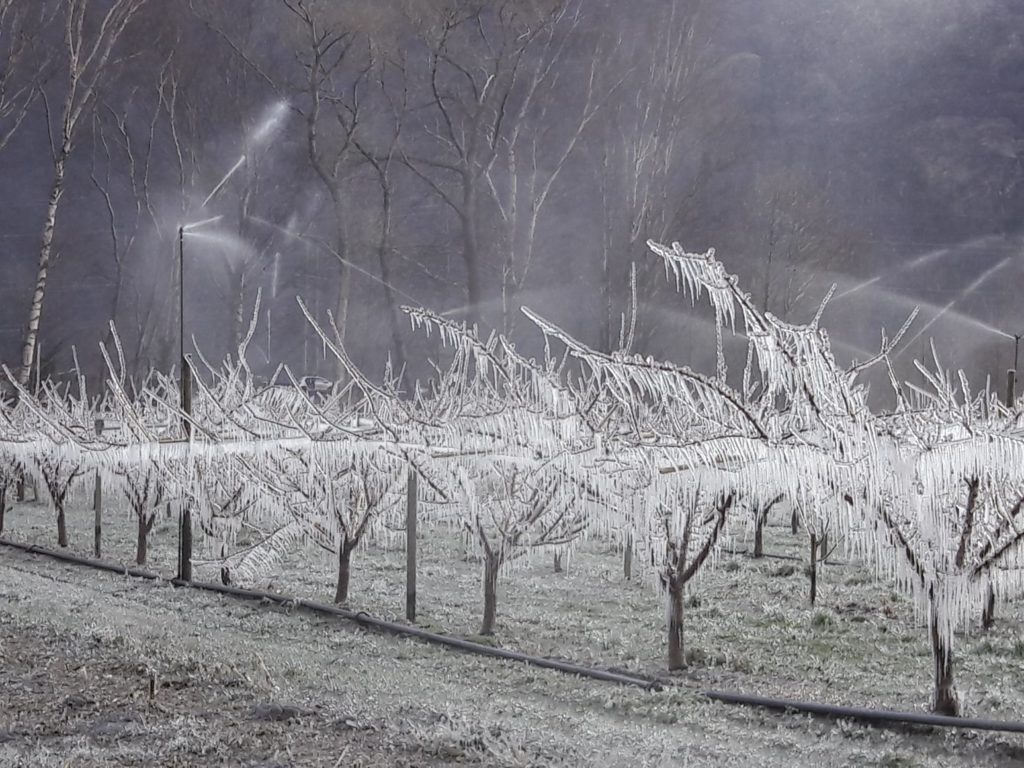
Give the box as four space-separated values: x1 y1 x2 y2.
1 0 1022 396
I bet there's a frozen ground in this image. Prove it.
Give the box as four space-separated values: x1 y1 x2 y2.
1 496 1024 766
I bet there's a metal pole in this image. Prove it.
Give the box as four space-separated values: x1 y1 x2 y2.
178 226 192 582
405 468 418 622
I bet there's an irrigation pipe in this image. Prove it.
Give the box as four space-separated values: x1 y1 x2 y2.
703 690 1024 734
0 538 660 691
5 539 1024 735
725 547 852 566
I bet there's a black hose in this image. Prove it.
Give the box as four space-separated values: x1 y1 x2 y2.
726 548 851 566
7 538 1024 735
703 690 1024 734
0 538 661 691
0 539 164 580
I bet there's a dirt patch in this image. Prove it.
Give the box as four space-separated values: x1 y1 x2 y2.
0 616 466 767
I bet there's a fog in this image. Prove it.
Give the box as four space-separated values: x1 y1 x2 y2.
1 0 1022 395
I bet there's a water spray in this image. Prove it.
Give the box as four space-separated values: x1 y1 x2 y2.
244 214 425 306
182 215 224 232
201 155 246 208
836 234 1015 302
898 256 1015 355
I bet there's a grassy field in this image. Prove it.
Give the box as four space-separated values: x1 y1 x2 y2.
2 492 1024 766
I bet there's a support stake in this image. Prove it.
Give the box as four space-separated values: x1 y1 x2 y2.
93 418 103 559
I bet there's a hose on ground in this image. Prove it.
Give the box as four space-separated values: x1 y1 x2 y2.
0 538 661 690
5 538 1024 734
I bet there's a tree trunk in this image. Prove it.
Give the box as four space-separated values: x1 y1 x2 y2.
753 516 765 558
809 533 818 606
17 477 25 502
820 532 829 563
334 542 353 604
0 484 7 535
982 585 995 630
791 507 799 535
56 504 67 548
220 542 231 586
930 607 959 716
136 514 149 565
623 534 633 580
553 552 563 573
481 554 500 636
374 172 407 379
667 579 685 671
461 181 483 328
19 154 67 386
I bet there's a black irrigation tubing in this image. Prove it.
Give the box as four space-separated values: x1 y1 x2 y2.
6 538 1024 736
0 538 662 691
703 690 1024 734
725 547 853 566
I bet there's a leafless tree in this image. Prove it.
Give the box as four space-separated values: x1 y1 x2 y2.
595 0 758 352
402 0 585 331
0 1 50 154
36 452 83 548
18 0 150 387
748 168 856 320
281 0 374 361
121 464 163 564
658 491 733 670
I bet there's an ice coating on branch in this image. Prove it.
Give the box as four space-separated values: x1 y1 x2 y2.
2 237 1023 712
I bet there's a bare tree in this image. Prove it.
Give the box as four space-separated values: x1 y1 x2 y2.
750 493 783 559
89 99 150 352
18 0 150 387
595 0 757 352
121 464 163 564
402 0 584 330
282 0 373 361
355 55 410 376
0 1 49 154
748 167 856 321
657 491 733 670
35 452 83 548
459 461 590 635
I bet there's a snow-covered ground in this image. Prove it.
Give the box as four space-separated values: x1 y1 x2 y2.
2 496 1024 766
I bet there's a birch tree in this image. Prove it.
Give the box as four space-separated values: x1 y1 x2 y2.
18 0 150 387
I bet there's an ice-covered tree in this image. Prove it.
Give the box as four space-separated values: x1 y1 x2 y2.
521 238 913 670
860 347 1024 715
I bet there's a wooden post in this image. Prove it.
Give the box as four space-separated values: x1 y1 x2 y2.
1007 368 1017 408
405 468 417 622
623 532 633 580
809 533 818 606
93 418 103 558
